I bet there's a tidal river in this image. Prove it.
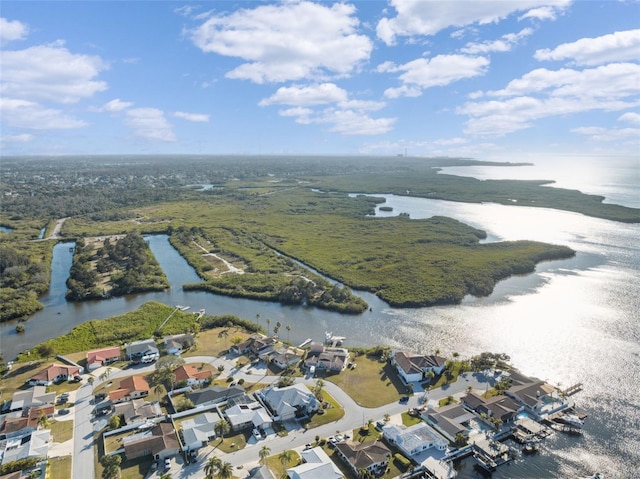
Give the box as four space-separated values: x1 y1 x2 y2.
1 159 638 477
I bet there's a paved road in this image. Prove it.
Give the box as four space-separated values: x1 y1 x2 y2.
72 380 96 479
85 355 495 478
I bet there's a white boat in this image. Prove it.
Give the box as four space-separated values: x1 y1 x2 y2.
562 414 584 427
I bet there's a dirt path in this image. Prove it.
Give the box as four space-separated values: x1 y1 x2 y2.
46 217 68 239
192 240 245 275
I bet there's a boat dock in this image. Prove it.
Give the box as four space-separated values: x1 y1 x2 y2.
561 383 583 396
299 338 312 348
324 331 346 346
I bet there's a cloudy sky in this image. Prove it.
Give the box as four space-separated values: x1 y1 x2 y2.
1 1 638 158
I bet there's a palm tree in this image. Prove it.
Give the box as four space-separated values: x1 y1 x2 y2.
215 461 233 479
38 414 50 429
154 383 164 401
278 449 293 469
266 318 271 336
286 324 291 343
204 456 222 479
215 419 230 439
258 445 271 465
314 378 325 401
87 375 95 391
105 366 113 378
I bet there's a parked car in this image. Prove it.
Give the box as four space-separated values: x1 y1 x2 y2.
252 428 261 439
164 458 171 470
59 409 70 415
399 396 409 403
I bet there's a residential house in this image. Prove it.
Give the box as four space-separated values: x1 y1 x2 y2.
269 346 304 370
113 399 162 425
0 429 50 466
423 403 473 443
382 423 448 457
109 375 150 404
333 440 390 477
124 339 159 360
259 383 319 421
303 343 349 373
28 364 80 386
506 380 562 418
123 423 179 461
392 352 447 384
462 392 521 425
246 465 276 479
0 404 53 440
163 334 195 356
223 401 271 432
9 387 55 413
185 385 245 408
173 365 212 388
230 335 277 358
180 412 218 453
286 447 343 479
86 346 121 371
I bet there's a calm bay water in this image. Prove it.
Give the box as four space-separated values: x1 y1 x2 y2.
0 157 638 477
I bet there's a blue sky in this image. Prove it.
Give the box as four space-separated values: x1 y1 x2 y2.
1 1 638 158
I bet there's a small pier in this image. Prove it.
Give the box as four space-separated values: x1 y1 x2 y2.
324 331 346 346
562 383 583 396
298 338 312 348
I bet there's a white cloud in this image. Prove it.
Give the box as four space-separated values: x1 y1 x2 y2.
376 0 569 45
99 98 133 112
259 83 348 107
535 29 640 66
460 28 534 54
459 63 640 136
571 126 640 142
0 18 29 44
618 112 640 125
317 109 396 135
0 98 87 130
489 64 639 100
381 55 489 98
174 111 209 122
124 108 176 142
383 85 423 99
188 1 372 83
1 42 108 103
519 6 560 21
278 107 313 124
2 133 34 143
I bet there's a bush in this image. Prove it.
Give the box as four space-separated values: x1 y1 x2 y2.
393 453 412 471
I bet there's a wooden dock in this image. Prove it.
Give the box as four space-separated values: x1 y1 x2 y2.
562 383 583 396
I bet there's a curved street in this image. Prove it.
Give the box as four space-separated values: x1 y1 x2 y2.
76 353 494 478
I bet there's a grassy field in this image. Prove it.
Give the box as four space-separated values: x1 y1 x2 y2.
305 388 345 428
265 450 300 478
50 419 74 443
326 355 407 408
48 455 72 479
182 326 252 359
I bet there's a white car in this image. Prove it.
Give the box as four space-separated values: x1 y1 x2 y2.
253 428 261 439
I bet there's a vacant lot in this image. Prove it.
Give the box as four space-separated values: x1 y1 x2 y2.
326 355 406 408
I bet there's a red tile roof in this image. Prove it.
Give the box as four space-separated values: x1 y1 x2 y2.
30 363 80 382
87 346 121 365
174 365 212 382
